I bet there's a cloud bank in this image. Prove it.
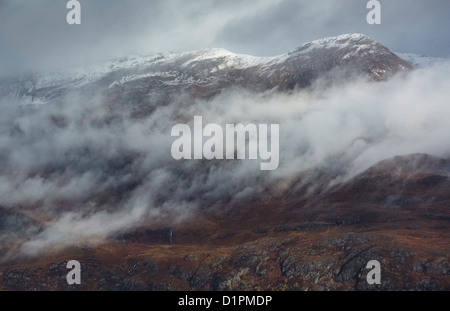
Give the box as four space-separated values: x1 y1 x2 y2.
0 58 450 260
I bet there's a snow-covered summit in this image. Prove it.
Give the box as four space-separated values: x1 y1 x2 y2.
292 33 370 53
1 34 412 106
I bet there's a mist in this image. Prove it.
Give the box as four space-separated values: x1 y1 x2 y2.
1 58 450 261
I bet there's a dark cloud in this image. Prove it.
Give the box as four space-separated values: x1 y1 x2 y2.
216 0 450 57
0 0 449 76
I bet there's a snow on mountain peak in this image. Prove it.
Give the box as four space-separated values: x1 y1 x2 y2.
1 34 413 106
291 33 372 54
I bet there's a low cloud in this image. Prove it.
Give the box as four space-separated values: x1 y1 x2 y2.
1 58 450 260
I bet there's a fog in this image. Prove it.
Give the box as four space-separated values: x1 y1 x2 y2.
0 58 450 261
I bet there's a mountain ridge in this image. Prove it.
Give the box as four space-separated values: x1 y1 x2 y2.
1 33 412 107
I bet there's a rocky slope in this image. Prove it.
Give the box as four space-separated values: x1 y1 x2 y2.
1 153 449 291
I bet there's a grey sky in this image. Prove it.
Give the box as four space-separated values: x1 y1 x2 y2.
0 0 449 75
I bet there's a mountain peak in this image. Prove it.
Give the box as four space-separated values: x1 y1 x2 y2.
291 33 380 55
1 34 412 106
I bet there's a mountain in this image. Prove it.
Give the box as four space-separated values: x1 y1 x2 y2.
0 34 449 291
1 153 449 291
1 34 411 108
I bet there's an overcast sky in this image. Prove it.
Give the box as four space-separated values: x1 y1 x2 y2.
1 0 449 75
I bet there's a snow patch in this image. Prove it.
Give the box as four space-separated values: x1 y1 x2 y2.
395 53 446 68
